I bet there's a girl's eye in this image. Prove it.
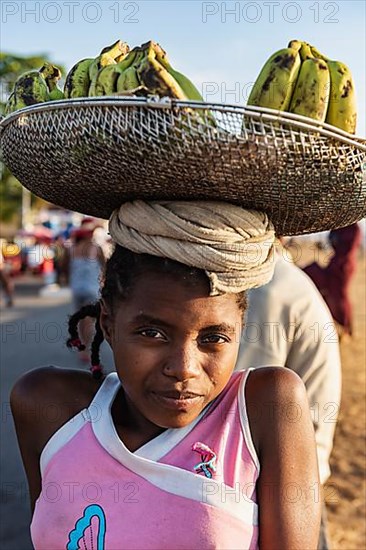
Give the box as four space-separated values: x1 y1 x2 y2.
201 334 230 345
138 328 165 340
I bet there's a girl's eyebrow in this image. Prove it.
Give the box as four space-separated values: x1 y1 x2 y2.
201 323 237 334
129 316 236 334
130 313 173 328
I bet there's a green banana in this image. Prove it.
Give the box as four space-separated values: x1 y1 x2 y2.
299 42 314 62
288 40 314 60
89 65 116 96
88 40 129 83
149 41 216 125
40 62 64 100
151 42 203 101
116 50 144 93
325 60 357 134
88 73 100 96
309 44 327 61
115 52 129 63
289 55 330 122
117 65 140 92
90 48 138 97
136 43 186 99
287 39 303 52
299 42 357 133
39 62 61 80
290 42 357 134
4 92 17 114
247 43 302 110
49 86 65 100
64 58 93 98
11 70 50 110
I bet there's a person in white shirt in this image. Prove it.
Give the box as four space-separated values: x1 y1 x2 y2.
236 244 342 550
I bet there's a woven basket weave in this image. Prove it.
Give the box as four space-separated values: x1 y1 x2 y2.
1 97 365 235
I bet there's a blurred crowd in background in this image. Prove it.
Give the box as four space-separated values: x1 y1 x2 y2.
0 207 112 308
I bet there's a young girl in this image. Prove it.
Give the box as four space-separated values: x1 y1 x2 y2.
11 201 321 549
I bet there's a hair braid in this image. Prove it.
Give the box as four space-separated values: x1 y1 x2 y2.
66 309 87 351
67 303 105 379
90 304 104 380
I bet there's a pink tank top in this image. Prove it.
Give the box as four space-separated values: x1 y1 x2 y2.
31 369 259 549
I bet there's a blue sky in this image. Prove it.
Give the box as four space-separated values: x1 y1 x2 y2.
1 0 365 133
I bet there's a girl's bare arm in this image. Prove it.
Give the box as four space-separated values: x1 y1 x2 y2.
246 367 321 550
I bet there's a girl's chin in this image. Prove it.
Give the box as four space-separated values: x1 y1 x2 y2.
150 408 203 430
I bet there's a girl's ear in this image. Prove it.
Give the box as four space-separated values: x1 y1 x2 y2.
99 299 113 345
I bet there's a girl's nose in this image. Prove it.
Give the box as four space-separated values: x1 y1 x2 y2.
162 343 201 381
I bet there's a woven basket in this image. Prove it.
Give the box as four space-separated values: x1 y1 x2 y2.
1 97 365 235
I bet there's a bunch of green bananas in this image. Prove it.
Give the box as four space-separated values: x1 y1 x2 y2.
247 40 357 134
64 39 212 125
5 62 64 114
82 40 204 102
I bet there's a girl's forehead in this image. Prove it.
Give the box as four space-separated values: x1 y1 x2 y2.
114 271 241 324
130 268 209 297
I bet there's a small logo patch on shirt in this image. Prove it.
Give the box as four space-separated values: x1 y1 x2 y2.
192 442 217 478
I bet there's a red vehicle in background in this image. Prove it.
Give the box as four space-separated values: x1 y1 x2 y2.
16 227 55 276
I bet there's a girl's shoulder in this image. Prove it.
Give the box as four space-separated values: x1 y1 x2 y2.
10 367 103 510
245 365 306 402
10 366 102 452
244 366 309 455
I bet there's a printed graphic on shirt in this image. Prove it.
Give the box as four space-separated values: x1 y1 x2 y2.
192 442 217 478
67 504 106 550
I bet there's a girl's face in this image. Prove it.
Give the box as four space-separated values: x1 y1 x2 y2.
100 271 243 431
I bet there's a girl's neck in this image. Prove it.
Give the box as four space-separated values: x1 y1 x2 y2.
111 387 166 452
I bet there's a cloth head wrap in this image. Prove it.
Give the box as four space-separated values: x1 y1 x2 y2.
109 200 275 295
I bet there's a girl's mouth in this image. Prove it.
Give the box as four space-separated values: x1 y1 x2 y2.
150 391 204 411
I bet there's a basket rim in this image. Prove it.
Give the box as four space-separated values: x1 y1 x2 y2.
1 97 365 151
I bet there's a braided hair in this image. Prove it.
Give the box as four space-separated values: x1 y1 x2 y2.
67 245 247 379
66 303 104 379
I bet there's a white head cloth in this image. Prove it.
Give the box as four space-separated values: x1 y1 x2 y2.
109 200 275 295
